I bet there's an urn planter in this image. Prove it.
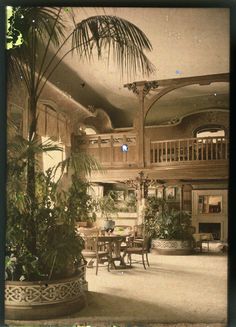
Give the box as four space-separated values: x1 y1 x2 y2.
5 263 88 320
151 239 194 255
103 219 115 231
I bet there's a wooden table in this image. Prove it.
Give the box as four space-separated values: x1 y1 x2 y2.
98 234 129 269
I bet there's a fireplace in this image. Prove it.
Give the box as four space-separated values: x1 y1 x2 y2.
199 223 221 240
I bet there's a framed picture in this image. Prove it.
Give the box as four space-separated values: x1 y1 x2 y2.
166 187 176 200
157 187 164 198
148 188 156 197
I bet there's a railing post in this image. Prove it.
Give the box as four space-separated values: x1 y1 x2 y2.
206 138 209 160
145 137 151 166
178 140 181 161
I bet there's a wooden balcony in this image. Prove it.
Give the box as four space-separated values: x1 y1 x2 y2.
73 134 228 168
73 133 137 168
148 136 228 166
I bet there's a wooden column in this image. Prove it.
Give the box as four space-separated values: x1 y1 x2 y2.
180 184 184 212
137 88 145 168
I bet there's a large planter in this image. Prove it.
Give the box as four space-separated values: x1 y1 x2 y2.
151 239 194 255
5 263 88 320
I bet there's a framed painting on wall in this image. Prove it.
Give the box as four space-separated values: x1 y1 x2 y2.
166 187 176 200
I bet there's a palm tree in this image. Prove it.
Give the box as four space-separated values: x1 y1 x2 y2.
7 6 155 254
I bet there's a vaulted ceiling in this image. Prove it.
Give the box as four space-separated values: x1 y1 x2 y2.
43 7 229 130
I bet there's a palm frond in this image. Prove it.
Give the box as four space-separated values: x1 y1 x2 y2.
11 7 65 49
71 15 155 77
56 151 103 178
7 7 65 86
8 135 62 163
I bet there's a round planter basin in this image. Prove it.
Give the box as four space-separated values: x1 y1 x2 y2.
5 263 88 320
151 239 194 255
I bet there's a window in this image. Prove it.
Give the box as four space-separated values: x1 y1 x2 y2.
198 195 222 214
41 136 66 182
195 126 225 139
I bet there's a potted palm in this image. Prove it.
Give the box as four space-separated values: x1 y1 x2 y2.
5 130 90 319
5 6 154 320
145 197 194 255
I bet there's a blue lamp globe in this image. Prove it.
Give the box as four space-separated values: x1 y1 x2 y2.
121 144 128 152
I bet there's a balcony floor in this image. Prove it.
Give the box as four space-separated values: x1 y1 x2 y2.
7 247 227 326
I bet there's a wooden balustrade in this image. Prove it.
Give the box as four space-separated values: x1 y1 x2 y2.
74 133 137 167
150 137 228 165
73 134 228 168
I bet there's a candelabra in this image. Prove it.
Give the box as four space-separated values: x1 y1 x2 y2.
124 171 157 199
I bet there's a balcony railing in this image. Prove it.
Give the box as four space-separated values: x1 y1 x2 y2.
74 134 229 168
75 133 137 167
149 137 228 165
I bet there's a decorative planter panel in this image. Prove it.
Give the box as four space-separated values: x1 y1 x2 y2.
5 263 88 320
151 239 194 255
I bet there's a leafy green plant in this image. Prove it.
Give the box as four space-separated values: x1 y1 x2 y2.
60 175 97 224
7 7 154 257
97 194 118 220
6 166 86 281
144 197 193 240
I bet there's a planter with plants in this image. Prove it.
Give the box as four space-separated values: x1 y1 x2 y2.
6 142 88 319
6 5 154 320
145 197 194 255
97 193 118 232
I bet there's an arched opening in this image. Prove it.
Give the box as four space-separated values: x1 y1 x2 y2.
84 127 97 135
195 126 225 138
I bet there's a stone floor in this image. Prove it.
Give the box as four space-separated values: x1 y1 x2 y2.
6 245 227 327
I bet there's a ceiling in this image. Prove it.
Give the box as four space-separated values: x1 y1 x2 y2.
44 7 229 129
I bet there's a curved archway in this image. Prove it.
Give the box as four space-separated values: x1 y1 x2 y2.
143 74 229 125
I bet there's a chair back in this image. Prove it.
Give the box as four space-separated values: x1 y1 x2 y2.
142 236 150 251
83 234 97 252
134 224 144 238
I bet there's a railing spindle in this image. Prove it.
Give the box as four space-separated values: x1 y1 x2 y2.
206 138 208 160
178 140 180 161
165 142 168 162
215 138 218 160
187 139 189 161
161 142 163 162
220 138 223 159
196 139 199 160
211 139 214 160
201 139 204 160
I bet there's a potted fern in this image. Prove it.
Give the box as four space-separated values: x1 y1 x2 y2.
145 197 194 255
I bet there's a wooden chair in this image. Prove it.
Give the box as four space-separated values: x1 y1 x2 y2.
81 233 110 275
133 224 144 238
193 233 214 252
113 225 134 252
124 236 150 269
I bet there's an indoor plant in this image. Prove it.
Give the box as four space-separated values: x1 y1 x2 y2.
5 6 154 319
5 134 88 319
145 197 194 255
97 193 118 231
